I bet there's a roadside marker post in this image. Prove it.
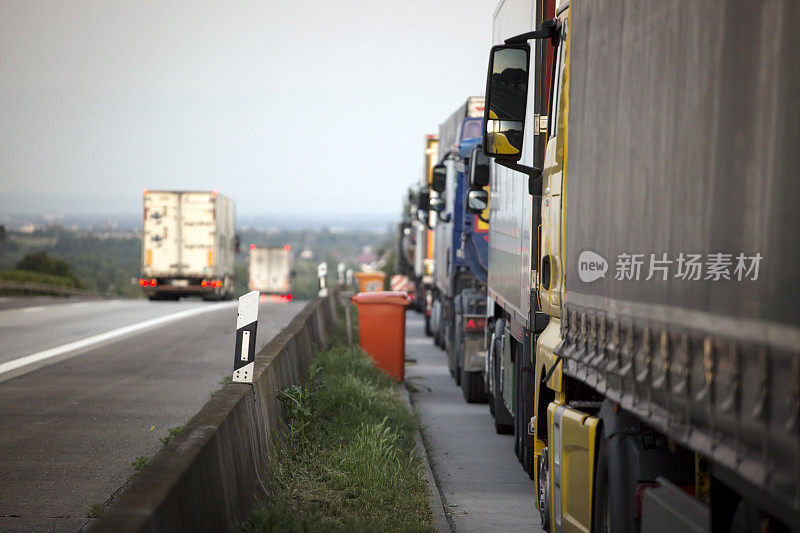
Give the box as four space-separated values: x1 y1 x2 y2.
233 290 259 383
337 262 345 285
318 262 328 297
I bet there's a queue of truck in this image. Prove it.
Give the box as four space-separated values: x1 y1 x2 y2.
399 0 799 531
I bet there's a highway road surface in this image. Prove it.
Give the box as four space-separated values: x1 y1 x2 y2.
0 296 303 532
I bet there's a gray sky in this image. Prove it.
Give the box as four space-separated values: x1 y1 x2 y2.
0 0 496 218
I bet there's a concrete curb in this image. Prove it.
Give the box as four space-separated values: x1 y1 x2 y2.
88 292 340 532
400 385 453 533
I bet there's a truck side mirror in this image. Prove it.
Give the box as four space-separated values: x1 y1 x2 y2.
431 164 447 193
429 197 445 213
466 189 489 216
469 145 491 188
483 44 530 160
416 187 430 211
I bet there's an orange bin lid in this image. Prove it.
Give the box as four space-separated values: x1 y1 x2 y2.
351 291 410 305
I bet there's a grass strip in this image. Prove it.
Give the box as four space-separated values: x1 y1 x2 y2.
245 335 434 532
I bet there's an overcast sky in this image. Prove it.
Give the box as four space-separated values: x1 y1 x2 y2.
0 1 495 218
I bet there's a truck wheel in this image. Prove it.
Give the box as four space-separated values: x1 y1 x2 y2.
538 448 552 531
453 337 461 386
147 294 162 301
487 331 497 416
493 337 514 434
592 432 611 533
461 368 487 403
424 315 432 336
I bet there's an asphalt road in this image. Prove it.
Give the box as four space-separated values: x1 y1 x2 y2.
0 296 303 532
405 313 543 533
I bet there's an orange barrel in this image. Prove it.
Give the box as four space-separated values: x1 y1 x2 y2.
353 271 386 292
350 291 410 381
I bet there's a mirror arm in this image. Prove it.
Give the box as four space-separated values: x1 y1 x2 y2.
504 18 558 45
477 214 489 223
494 159 542 184
529 174 543 196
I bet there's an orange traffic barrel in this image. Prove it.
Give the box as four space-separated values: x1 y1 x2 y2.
353 271 386 292
350 291 410 381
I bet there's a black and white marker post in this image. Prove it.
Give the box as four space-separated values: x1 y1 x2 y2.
233 290 259 383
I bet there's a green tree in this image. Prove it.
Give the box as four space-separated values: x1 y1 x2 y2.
16 251 84 288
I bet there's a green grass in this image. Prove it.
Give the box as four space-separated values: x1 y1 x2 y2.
244 335 433 532
131 455 150 472
0 268 83 288
160 426 184 446
86 502 104 518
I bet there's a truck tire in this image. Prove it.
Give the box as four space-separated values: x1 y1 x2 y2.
424 314 432 336
538 448 552 531
492 329 513 434
592 430 611 533
453 333 461 386
487 330 496 416
461 368 487 403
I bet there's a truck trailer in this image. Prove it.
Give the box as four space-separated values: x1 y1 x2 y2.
140 190 238 301
480 0 799 531
248 245 293 296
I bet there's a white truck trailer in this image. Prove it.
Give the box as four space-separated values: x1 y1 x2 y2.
140 190 238 301
248 245 293 296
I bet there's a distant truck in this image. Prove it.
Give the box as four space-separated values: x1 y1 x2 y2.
412 134 439 328
140 190 238 301
248 245 293 296
429 96 490 402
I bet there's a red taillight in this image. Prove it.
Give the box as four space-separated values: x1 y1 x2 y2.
284 244 291 252
138 279 147 287
201 280 208 288
249 244 256 251
211 280 222 288
464 317 486 331
149 279 157 287
286 294 293 301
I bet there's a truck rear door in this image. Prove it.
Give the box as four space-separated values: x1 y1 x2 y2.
143 192 180 276
180 192 216 277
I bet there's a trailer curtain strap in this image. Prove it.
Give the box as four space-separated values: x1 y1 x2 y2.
543 356 563 384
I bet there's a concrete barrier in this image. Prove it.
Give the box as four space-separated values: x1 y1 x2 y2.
89 292 340 532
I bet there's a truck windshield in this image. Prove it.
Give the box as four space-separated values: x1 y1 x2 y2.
461 118 483 142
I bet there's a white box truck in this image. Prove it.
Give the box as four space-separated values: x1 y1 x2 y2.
248 245 293 296
140 190 238 301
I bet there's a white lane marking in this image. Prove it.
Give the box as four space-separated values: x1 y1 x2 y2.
0 302 236 377
22 306 45 313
